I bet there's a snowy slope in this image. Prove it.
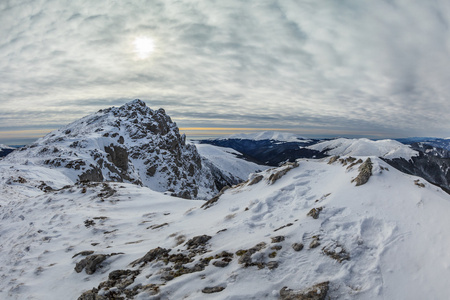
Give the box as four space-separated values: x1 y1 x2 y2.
1 155 450 299
194 143 268 181
308 138 418 159
222 131 310 142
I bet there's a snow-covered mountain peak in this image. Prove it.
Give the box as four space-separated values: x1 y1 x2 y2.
0 144 14 150
4 100 217 199
307 138 419 160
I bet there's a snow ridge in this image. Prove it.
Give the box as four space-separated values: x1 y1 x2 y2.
307 138 419 159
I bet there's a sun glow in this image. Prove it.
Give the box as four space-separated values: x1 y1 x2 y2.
133 37 155 59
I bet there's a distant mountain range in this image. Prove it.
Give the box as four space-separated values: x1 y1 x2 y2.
200 133 450 192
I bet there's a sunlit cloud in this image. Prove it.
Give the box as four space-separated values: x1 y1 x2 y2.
133 37 155 59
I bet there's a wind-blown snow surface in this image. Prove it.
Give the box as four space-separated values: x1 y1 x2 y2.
222 131 310 142
308 138 418 159
1 156 450 299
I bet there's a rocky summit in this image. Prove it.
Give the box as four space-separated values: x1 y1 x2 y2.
4 100 217 199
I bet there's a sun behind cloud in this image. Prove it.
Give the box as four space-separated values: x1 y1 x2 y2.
133 36 155 59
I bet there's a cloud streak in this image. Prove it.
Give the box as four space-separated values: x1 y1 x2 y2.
1 0 449 143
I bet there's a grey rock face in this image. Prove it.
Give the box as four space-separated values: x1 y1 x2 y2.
185 235 212 249
352 158 373 186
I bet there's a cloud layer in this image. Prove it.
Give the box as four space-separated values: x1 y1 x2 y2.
1 0 450 143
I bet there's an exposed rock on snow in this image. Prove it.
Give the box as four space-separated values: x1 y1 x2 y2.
279 281 329 300
292 243 304 252
268 161 299 184
352 158 373 186
74 254 108 275
130 247 170 267
185 235 212 249
307 207 323 219
202 286 226 293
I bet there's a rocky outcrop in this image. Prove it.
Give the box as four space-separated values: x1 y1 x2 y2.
4 100 219 199
352 158 373 186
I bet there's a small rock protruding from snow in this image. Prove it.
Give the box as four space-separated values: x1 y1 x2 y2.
307 207 323 219
279 281 329 300
292 243 304 252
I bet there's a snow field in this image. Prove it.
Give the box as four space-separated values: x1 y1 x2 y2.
2 156 449 299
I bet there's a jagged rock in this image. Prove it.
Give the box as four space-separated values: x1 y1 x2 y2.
352 158 373 186
77 269 142 299
130 247 170 267
279 281 329 300
237 242 267 268
78 166 104 182
74 254 107 275
214 251 233 259
78 288 102 300
268 162 299 184
271 236 285 243
248 174 264 186
104 144 129 171
346 158 363 170
202 286 226 294
328 155 340 164
185 235 212 249
213 260 229 268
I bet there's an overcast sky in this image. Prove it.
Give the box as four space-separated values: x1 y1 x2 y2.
1 0 450 144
